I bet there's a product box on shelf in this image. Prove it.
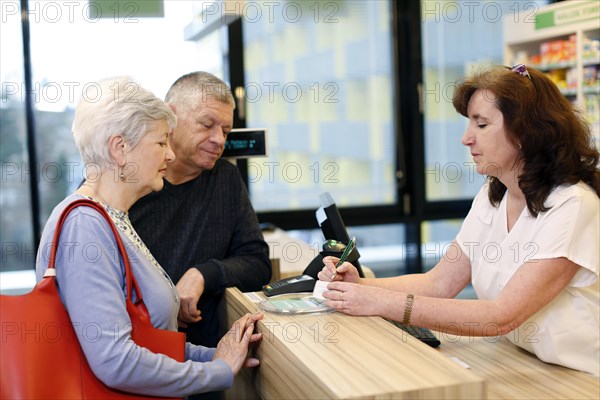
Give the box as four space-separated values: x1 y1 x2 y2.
583 66 599 88
539 35 576 66
582 38 600 62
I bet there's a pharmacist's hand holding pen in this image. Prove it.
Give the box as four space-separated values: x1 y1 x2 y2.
318 256 361 283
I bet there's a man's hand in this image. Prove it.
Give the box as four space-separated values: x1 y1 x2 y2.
176 268 205 327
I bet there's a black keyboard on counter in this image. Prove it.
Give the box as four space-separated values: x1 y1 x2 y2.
386 319 441 348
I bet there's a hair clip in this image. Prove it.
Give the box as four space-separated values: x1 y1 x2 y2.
511 64 532 80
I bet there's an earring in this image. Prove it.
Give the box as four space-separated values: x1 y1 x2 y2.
120 169 125 181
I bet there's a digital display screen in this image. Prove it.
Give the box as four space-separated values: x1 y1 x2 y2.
222 128 268 158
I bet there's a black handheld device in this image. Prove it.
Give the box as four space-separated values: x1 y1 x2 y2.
314 193 364 277
262 274 316 297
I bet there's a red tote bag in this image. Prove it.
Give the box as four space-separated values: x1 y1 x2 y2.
0 199 185 399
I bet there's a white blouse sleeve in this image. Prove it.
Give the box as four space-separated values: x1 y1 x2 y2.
530 184 599 286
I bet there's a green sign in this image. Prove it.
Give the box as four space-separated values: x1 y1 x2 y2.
88 0 164 19
535 0 599 30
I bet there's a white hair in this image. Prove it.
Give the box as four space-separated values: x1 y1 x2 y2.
72 77 176 171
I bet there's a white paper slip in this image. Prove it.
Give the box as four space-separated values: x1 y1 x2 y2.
448 356 471 369
312 280 329 300
243 292 263 303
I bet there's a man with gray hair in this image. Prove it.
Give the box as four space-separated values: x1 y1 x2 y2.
130 72 271 356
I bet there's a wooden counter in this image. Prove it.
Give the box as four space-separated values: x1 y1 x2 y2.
224 288 485 399
224 287 599 399
435 332 600 399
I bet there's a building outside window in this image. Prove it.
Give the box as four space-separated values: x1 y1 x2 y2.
241 1 397 212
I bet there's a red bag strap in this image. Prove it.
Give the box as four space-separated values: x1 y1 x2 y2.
46 199 144 305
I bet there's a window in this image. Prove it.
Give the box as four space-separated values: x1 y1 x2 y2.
1 6 35 281
0 0 217 292
241 1 397 211
421 0 548 201
27 0 207 217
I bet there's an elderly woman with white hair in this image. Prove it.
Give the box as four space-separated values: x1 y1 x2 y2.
35 77 263 397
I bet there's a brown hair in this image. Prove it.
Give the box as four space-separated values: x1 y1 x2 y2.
452 65 600 216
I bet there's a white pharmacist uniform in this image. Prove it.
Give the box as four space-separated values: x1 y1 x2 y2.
456 182 600 376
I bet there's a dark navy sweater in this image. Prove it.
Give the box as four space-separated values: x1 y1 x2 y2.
130 159 271 347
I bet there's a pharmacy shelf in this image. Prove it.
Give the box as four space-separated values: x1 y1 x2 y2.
503 0 599 145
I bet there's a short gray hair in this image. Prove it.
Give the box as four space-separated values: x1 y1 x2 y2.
165 71 235 116
72 77 176 170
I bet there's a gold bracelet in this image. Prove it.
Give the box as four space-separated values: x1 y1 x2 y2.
402 293 414 325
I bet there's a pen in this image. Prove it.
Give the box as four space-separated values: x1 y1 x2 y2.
330 236 355 281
